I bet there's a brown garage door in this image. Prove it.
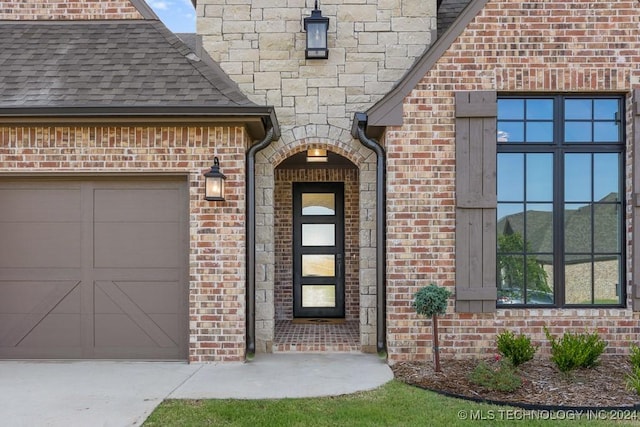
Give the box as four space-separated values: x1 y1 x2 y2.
0 178 188 360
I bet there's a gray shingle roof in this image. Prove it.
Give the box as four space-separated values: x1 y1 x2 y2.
0 20 254 109
438 0 473 37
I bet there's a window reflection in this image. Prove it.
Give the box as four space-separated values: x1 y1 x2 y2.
526 154 553 201
498 96 623 307
565 154 592 201
302 254 335 277
302 193 335 215
497 154 524 201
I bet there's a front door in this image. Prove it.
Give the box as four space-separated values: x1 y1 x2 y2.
293 182 345 318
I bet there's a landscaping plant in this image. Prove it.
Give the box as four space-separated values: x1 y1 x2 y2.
468 359 522 392
543 326 607 372
496 330 537 367
625 343 640 395
412 284 451 372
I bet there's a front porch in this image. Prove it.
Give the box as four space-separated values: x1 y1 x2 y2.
273 320 360 353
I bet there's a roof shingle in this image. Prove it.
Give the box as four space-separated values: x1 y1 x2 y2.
0 20 254 109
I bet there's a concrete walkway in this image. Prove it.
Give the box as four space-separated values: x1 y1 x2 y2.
0 353 393 427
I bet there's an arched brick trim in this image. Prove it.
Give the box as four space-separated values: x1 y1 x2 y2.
269 125 368 168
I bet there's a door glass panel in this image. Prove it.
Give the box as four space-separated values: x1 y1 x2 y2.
302 285 336 307
302 224 335 246
302 254 335 277
302 193 335 215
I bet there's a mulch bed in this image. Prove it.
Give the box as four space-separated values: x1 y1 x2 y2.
392 356 640 409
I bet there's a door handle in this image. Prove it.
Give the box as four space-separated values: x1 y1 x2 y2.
337 253 343 279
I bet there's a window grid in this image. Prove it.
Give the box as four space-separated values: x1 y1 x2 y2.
497 95 624 308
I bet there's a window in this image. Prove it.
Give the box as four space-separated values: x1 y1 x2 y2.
497 96 624 307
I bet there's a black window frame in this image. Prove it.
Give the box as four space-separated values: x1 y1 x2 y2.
497 94 626 308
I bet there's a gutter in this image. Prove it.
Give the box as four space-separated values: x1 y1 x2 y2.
351 112 387 355
245 124 276 359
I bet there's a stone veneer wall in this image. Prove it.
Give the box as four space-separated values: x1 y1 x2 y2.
197 0 438 130
0 124 251 362
197 0 438 355
0 1 143 19
274 167 360 321
385 0 640 363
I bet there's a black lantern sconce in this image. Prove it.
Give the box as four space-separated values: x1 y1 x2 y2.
304 1 329 59
203 157 226 201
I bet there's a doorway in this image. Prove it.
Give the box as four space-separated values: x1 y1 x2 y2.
293 182 345 318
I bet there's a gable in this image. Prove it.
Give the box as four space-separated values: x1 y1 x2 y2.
366 0 639 130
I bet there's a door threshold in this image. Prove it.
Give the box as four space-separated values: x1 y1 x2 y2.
292 318 346 325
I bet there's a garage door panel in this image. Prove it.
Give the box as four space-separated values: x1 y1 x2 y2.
0 281 81 348
0 281 81 313
95 315 162 348
0 188 81 222
94 188 182 222
18 314 82 348
95 282 183 314
94 223 180 268
95 281 178 349
0 223 82 268
0 179 187 360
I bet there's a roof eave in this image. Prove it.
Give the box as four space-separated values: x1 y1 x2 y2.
0 105 281 140
364 0 490 131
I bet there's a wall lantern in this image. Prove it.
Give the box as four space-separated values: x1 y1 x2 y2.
304 1 329 59
306 148 328 163
204 157 226 201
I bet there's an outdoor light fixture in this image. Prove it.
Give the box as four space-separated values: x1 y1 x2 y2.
304 1 329 59
204 157 226 201
306 148 328 163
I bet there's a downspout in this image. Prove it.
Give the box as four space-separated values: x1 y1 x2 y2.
246 124 275 359
351 112 387 355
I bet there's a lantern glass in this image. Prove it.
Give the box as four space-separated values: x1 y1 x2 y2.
203 157 226 201
306 22 327 50
205 175 225 201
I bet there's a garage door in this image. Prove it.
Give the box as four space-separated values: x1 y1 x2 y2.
0 179 188 360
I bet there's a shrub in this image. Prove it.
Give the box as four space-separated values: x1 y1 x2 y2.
496 330 537 367
626 343 640 395
412 284 451 318
468 359 522 392
629 343 640 369
543 326 607 372
626 367 640 395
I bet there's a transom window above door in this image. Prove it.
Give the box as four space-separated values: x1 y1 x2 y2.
496 95 625 307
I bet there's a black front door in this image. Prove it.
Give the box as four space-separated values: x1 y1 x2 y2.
293 182 345 318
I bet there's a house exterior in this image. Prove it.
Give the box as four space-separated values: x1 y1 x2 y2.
1 0 639 364
0 0 278 362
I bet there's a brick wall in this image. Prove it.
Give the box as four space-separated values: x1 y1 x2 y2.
274 167 360 321
0 124 250 362
386 0 640 362
0 0 143 20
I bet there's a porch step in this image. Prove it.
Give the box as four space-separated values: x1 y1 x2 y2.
273 320 360 353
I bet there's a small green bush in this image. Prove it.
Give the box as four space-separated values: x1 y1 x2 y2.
412 284 451 318
629 343 640 369
626 343 640 395
468 359 522 392
626 366 640 395
496 330 537 367
543 326 607 372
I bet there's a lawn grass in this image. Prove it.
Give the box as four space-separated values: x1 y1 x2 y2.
143 380 632 426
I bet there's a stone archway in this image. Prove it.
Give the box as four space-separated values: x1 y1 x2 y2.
253 132 378 354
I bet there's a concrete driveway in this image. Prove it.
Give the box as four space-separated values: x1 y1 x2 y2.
0 354 393 427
